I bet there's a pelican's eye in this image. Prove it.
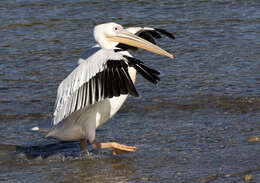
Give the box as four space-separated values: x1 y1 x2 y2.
113 26 121 33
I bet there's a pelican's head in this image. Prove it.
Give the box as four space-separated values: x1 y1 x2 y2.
94 22 174 59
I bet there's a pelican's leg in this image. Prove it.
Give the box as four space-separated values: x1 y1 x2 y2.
91 140 136 155
80 138 87 150
79 138 90 156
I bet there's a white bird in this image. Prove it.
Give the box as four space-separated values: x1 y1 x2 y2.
45 22 174 154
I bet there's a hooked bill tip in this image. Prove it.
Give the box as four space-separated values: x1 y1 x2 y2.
168 54 174 59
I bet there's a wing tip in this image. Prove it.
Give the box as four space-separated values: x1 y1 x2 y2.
155 28 176 39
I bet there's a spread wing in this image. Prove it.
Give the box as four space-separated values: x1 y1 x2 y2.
53 49 160 126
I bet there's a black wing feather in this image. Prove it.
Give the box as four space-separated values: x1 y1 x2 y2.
138 32 156 44
145 30 162 39
109 62 121 97
116 43 138 51
95 73 100 102
116 62 130 94
133 64 160 84
89 79 93 104
138 62 160 75
124 56 160 84
154 28 175 39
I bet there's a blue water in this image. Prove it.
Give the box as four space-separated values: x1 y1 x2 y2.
0 0 259 182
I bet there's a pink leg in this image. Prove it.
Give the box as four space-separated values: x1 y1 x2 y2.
91 140 136 155
80 138 87 151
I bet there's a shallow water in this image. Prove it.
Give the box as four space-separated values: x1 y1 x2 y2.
0 0 260 182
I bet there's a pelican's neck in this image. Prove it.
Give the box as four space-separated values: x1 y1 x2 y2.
97 37 115 49
94 30 116 49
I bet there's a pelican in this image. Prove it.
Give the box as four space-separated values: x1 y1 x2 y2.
44 22 174 154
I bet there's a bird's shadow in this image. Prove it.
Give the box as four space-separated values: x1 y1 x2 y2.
14 140 101 160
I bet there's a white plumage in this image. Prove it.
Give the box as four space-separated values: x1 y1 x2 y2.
45 22 174 153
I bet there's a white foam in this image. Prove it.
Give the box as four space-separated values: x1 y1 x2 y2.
31 126 39 131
